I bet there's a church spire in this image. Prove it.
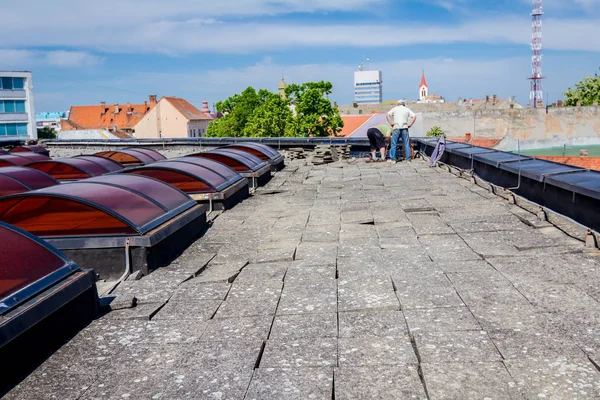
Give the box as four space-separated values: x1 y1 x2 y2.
420 70 428 88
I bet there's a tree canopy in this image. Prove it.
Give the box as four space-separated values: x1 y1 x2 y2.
206 81 343 138
564 74 600 106
37 127 57 139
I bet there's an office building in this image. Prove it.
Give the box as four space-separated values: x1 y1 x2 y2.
354 70 383 104
0 71 36 141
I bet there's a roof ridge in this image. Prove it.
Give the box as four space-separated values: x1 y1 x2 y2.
348 114 375 137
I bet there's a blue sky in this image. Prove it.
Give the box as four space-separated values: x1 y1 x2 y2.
1 0 599 112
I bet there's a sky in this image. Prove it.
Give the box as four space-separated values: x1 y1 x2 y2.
1 0 599 112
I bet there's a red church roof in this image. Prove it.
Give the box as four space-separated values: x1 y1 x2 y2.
420 71 428 88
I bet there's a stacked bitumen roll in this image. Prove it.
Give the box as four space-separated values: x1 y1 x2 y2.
287 148 307 160
311 145 335 165
338 145 351 160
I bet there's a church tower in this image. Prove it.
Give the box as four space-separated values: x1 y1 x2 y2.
419 71 429 101
278 76 288 100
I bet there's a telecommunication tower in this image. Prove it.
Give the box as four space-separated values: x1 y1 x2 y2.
528 0 544 108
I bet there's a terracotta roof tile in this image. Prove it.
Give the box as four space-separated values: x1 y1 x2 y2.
63 101 154 131
448 136 501 148
338 115 373 137
164 97 213 121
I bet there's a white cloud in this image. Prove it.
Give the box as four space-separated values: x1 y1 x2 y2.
0 49 103 69
1 15 598 55
45 51 104 67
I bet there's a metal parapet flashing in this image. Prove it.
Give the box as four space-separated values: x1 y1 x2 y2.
414 137 600 233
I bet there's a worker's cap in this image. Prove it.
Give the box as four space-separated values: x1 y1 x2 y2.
397 99 406 105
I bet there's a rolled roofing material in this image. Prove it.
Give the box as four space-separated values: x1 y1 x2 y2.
0 167 59 197
26 158 110 180
94 149 158 166
0 221 79 314
0 174 195 237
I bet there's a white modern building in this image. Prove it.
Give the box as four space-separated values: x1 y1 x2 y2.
0 71 36 141
354 70 382 105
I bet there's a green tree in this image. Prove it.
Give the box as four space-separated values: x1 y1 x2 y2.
426 126 444 138
207 87 262 137
243 91 293 137
37 126 57 139
564 75 600 106
285 81 343 137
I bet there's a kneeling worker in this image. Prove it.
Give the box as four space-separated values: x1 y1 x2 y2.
366 123 393 162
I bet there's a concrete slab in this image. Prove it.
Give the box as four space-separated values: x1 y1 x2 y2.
201 315 273 341
277 281 337 315
245 368 333 400
235 262 289 284
270 313 337 340
415 330 502 363
338 335 417 366
506 359 600 399
404 307 482 333
334 365 427 400
260 338 337 368
169 280 231 302
489 328 587 361
338 279 400 312
422 362 523 400
395 283 465 310
152 299 222 321
338 310 408 338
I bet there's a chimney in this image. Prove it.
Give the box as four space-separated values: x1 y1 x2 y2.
465 133 471 141
127 102 133 114
100 102 106 114
557 100 563 107
114 103 119 114
149 95 157 106
493 94 497 104
485 95 490 103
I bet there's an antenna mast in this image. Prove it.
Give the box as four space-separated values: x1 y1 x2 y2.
528 0 544 108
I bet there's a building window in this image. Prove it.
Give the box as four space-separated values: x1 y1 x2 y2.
0 100 25 113
0 77 24 90
0 123 28 136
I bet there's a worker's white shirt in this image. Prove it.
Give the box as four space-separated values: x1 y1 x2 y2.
387 106 416 129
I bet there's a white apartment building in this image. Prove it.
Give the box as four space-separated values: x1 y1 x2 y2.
354 70 383 105
0 71 36 141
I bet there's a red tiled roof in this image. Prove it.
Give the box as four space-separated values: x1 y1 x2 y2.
420 71 428 88
338 115 373 137
448 136 501 149
63 101 155 131
164 97 213 121
535 156 600 172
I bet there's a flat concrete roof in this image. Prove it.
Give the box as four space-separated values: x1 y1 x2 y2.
6 157 600 399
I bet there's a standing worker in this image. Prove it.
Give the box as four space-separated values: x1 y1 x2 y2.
386 99 417 163
366 123 392 162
